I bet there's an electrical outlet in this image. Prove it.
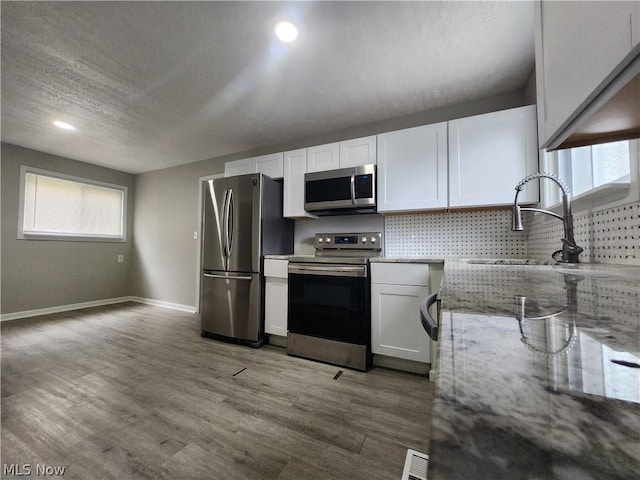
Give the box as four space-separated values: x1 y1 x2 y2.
193 231 198 240
117 255 124 263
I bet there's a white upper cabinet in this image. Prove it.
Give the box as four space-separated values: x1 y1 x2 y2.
224 158 252 177
307 142 340 173
377 123 448 213
228 107 538 211
225 153 284 179
448 105 538 208
253 153 284 179
283 148 316 219
535 1 640 147
339 136 377 168
307 136 377 173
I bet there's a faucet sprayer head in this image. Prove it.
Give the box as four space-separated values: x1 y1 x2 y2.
516 172 570 197
512 204 524 231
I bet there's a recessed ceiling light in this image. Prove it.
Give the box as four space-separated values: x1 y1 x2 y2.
53 120 76 131
275 21 298 43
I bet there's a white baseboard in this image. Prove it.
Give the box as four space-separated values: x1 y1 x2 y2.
128 296 197 314
0 297 133 322
1 296 197 322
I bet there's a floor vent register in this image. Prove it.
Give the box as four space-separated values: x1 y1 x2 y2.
401 449 429 480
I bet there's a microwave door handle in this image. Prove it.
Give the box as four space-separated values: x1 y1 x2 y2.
350 174 356 204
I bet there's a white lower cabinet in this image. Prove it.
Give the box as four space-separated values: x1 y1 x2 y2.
371 263 431 363
264 259 288 336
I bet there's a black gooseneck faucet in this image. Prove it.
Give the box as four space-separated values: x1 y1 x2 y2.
512 172 584 263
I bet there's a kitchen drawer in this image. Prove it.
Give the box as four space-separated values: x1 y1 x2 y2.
371 263 430 287
264 258 288 278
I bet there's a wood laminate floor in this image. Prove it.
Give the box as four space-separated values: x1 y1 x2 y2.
1 302 434 479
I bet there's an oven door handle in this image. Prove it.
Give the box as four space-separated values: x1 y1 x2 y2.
288 264 367 278
420 292 440 341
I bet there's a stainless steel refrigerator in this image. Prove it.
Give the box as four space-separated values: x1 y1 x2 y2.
200 173 293 347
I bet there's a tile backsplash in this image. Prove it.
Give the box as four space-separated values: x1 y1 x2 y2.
384 209 527 258
384 201 639 266
527 201 639 266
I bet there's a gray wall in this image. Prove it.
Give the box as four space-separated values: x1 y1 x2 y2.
131 89 530 309
1 143 135 314
130 159 225 308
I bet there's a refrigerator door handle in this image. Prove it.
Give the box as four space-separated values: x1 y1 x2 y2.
221 189 230 266
203 273 253 281
226 188 234 257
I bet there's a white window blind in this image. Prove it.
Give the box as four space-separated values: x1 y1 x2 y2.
20 168 126 240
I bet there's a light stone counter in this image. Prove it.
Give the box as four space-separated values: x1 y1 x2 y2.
369 257 445 264
428 259 640 479
263 255 291 260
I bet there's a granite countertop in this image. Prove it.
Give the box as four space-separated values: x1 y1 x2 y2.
428 259 640 480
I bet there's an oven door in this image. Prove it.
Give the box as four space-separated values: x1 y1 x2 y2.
288 263 370 345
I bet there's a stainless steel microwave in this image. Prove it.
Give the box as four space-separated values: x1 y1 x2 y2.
304 164 376 215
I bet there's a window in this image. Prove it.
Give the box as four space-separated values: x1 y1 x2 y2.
19 166 127 241
544 140 631 206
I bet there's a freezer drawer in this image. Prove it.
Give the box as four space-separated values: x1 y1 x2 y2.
201 272 262 346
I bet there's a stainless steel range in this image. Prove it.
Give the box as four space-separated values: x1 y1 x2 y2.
287 232 383 371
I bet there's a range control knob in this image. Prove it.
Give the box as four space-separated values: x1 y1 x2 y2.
317 237 324 244
361 237 368 243
370 236 377 244
325 237 332 244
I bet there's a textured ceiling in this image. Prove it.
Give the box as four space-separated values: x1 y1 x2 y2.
1 1 535 174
